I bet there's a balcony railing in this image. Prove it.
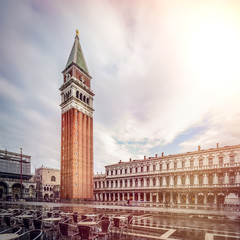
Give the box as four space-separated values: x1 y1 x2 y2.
94 182 240 191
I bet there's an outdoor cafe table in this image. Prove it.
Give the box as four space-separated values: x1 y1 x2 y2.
15 215 33 218
43 217 62 222
77 221 97 226
84 214 98 218
0 213 13 217
114 216 127 220
0 233 18 240
60 212 74 216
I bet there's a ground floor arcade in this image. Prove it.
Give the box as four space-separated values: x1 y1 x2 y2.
94 189 240 205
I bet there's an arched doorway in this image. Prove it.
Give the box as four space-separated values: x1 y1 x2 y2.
217 193 225 205
207 193 214 204
189 192 195 204
44 193 49 200
165 192 170 203
181 194 186 204
12 183 23 200
198 193 204 204
29 185 35 198
173 192 178 203
0 182 8 199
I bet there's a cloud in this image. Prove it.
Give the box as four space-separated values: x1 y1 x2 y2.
0 0 240 175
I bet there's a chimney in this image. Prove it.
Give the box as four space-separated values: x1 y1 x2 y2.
216 143 219 148
161 152 164 157
155 154 158 158
119 160 122 163
129 158 132 162
198 145 201 151
144 156 146 160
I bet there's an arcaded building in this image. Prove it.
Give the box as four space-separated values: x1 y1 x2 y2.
0 149 36 200
94 144 240 205
35 166 60 200
60 31 94 200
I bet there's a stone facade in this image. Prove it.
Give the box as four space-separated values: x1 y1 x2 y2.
60 31 94 200
0 149 36 200
35 166 60 200
94 144 240 205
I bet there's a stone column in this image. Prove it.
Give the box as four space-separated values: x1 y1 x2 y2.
194 174 199 185
185 175 190 185
105 193 107 201
156 178 160 187
127 192 130 200
213 173 218 185
138 179 141 187
203 174 208 185
204 193 207 204
214 194 217 204
224 172 229 184
144 178 147 187
186 193 189 204
118 193 120 201
156 193 159 202
138 193 141 201
144 192 146 201
195 193 198 204
113 193 116 201
177 176 182 186
163 192 166 203
150 178 153 187
178 192 181 204
150 193 153 202
133 193 135 201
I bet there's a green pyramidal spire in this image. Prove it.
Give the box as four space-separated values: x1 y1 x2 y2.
65 30 89 75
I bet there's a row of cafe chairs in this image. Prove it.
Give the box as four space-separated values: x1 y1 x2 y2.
1 207 134 239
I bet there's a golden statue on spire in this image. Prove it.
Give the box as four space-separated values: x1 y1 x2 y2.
76 29 79 36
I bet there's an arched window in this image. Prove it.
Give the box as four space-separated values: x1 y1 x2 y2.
80 93 82 100
199 159 203 167
83 96 86 102
76 91 79 98
87 98 89 105
51 176 56 182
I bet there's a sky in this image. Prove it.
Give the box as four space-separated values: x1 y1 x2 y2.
0 0 240 174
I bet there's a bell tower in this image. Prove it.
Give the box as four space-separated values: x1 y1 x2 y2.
60 30 94 200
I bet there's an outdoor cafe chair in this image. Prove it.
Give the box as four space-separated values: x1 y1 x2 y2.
122 215 134 235
96 219 111 240
33 219 55 238
4 216 16 227
59 222 79 239
0 226 22 234
73 214 78 224
17 229 43 240
111 217 126 237
23 218 34 230
78 225 98 240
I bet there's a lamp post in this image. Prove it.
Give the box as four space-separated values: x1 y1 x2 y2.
20 148 23 199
